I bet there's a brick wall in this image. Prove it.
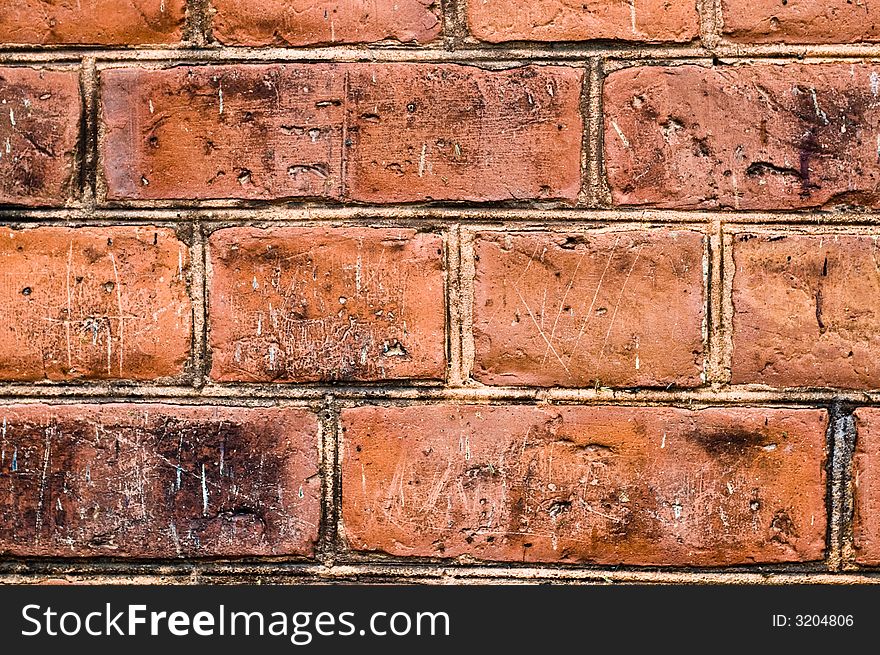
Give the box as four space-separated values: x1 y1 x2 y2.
0 0 878 583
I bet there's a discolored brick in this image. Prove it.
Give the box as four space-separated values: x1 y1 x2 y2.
732 233 880 389
211 0 441 46
100 63 583 204
0 404 321 557
100 65 347 202
345 64 583 204
472 230 705 387
0 227 192 381
0 68 80 206
341 404 828 565
208 227 447 383
605 64 880 210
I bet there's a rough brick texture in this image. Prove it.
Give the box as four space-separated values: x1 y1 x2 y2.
722 0 880 44
605 64 880 210
0 404 320 557
469 0 699 43
855 408 880 565
211 0 441 46
0 227 192 381
342 405 827 565
732 233 880 390
0 68 80 207
208 227 447 383
472 229 705 387
0 0 184 45
100 64 583 203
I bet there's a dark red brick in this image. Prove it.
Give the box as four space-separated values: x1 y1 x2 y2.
0 404 320 557
100 64 583 204
0 68 80 206
605 64 880 210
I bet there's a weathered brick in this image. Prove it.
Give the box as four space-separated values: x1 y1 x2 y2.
101 65 346 201
345 64 583 203
854 408 880 565
0 404 320 557
605 64 880 210
0 0 184 45
100 64 583 203
208 227 446 382
722 0 880 44
0 68 80 206
0 227 192 382
342 405 827 565
732 233 880 389
469 0 699 43
472 230 705 387
211 0 441 46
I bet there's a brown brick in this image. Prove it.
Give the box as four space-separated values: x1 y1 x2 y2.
100 64 583 204
0 227 192 381
722 0 880 44
605 64 880 210
341 405 828 565
345 64 583 204
0 0 184 45
211 0 441 46
0 68 80 206
469 0 699 43
100 65 346 202
472 230 705 387
208 227 446 383
732 233 880 389
0 404 320 557
854 408 880 565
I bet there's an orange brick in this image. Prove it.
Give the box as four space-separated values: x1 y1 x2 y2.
342 404 828 565
208 227 447 383
0 227 192 382
473 230 705 387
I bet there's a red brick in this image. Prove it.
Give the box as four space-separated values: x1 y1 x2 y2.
341 405 827 565
0 0 184 45
469 0 699 43
211 0 441 46
345 64 583 204
854 408 880 565
0 404 320 557
208 227 446 383
100 64 583 203
100 65 346 202
722 0 880 44
0 227 192 382
732 233 880 389
472 230 705 387
0 68 80 206
605 64 880 210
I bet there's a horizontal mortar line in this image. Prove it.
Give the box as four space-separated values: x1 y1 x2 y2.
0 385 876 405
4 43 880 64
0 564 877 585
4 206 880 226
